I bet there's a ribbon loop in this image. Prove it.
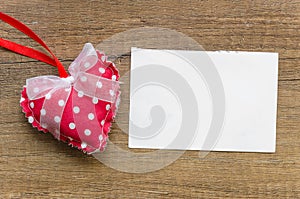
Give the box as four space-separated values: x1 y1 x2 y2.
69 43 98 77
74 72 119 103
26 76 70 100
0 12 68 77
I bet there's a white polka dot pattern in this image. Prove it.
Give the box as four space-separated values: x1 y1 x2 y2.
88 113 94 120
41 123 48 129
58 100 65 107
78 91 84 97
69 123 76 130
54 116 61 123
81 142 87 148
73 106 80 114
96 81 102 88
99 67 105 74
84 129 91 136
99 134 103 141
92 97 98 104
80 76 87 82
45 93 51 99
109 90 114 96
40 109 46 115
101 120 105 126
101 56 106 62
28 116 34 123
84 62 90 68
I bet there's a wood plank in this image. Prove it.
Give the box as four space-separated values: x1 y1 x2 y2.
0 0 299 198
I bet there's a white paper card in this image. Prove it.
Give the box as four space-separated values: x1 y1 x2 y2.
129 48 278 152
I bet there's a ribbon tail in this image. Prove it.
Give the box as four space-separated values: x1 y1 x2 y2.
39 85 72 140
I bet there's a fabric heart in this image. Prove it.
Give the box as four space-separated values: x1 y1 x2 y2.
20 43 120 153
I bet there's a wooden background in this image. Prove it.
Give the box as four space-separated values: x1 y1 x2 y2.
1 0 299 198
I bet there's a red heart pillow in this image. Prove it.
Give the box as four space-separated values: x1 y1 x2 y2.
20 43 120 153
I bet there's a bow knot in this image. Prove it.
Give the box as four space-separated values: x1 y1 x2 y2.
62 76 75 84
26 43 119 103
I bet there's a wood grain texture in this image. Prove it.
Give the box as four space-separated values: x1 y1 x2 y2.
0 0 299 198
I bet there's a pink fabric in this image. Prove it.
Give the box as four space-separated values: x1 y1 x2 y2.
20 43 120 154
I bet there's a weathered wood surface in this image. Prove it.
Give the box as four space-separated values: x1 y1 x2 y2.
0 1 299 198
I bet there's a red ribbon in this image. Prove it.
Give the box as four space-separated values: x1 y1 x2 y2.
0 12 68 78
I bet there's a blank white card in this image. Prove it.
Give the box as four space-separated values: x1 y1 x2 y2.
129 48 278 152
